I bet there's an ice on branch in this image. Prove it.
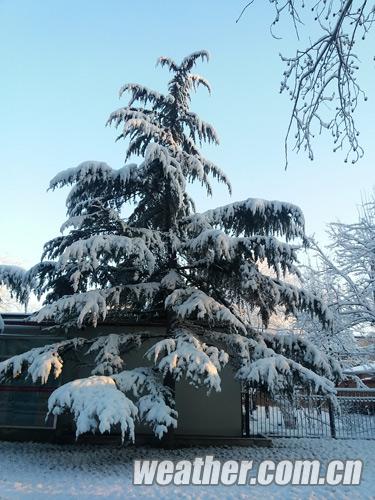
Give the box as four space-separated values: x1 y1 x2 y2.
0 338 86 384
165 288 246 333
146 330 229 392
47 376 138 442
114 367 177 438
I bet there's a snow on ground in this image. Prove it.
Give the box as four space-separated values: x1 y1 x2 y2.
0 438 373 499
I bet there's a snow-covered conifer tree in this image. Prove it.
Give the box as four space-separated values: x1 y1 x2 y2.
0 51 341 442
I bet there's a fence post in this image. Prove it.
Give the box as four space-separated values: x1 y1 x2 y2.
328 399 337 438
241 384 251 437
245 387 251 437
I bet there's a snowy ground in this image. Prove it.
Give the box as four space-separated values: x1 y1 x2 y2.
0 438 373 499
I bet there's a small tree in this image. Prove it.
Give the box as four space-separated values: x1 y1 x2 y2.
0 51 340 443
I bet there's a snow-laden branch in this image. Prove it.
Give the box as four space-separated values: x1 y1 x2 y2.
146 329 229 392
236 355 336 396
263 333 342 382
114 367 178 438
0 265 30 305
50 161 138 191
87 333 143 376
238 261 332 328
117 83 173 106
188 73 211 94
32 288 121 327
179 111 219 145
305 197 375 333
184 198 305 241
165 288 247 333
180 50 210 70
183 229 299 275
204 329 339 395
47 376 138 442
0 338 86 384
58 234 156 290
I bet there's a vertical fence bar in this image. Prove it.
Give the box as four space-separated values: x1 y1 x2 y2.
328 398 337 438
245 386 250 437
242 385 374 439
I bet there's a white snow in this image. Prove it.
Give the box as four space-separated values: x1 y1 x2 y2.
189 73 212 93
146 329 228 392
59 234 155 288
49 161 137 191
117 83 170 104
87 333 142 376
0 438 373 498
186 198 305 240
0 338 86 384
33 288 121 327
344 362 375 375
236 355 336 395
165 288 247 333
184 229 298 274
114 368 178 438
48 376 138 442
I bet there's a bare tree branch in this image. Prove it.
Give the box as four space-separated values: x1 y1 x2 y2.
237 1 375 166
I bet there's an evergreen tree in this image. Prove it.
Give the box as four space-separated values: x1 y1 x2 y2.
0 51 341 442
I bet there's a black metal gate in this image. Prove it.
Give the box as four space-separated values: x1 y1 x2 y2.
241 386 375 439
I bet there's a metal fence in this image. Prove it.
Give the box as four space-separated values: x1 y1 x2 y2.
241 386 375 440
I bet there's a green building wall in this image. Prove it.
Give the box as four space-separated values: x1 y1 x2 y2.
0 315 242 442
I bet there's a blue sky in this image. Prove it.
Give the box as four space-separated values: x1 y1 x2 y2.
0 0 374 267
